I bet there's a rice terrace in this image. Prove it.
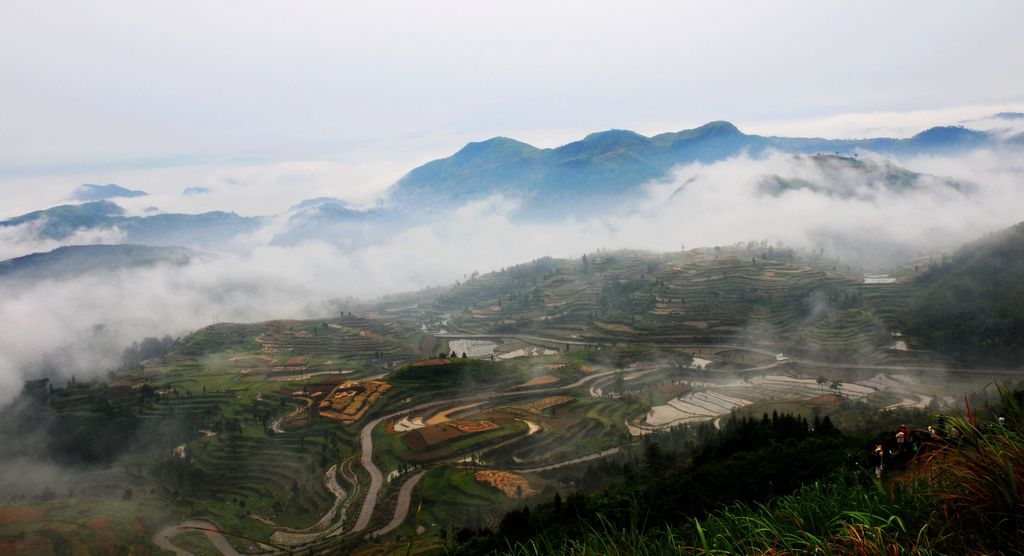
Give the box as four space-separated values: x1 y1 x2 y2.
6 242 1024 554
3 5 1024 553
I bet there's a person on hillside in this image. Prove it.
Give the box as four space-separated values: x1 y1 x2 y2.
871 443 885 478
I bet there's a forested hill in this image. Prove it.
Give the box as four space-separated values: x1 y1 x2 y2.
903 221 1024 365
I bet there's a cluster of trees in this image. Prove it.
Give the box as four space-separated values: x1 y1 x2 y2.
447 412 851 554
121 335 175 369
903 222 1024 366
598 278 654 316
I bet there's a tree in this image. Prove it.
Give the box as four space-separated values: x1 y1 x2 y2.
830 379 843 400
816 376 827 395
613 371 625 397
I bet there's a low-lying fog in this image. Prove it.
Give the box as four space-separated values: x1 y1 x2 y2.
2 146 1023 400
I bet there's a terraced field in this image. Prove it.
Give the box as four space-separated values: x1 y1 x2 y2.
645 391 753 427
360 247 913 362
25 247 970 555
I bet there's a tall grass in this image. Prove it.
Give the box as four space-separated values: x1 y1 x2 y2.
499 384 1024 555
918 383 1024 552
504 510 681 556
695 473 941 555
502 473 936 555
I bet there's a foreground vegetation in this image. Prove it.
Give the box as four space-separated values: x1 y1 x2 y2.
446 385 1024 555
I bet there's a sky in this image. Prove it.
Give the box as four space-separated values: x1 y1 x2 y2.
2 1 1024 217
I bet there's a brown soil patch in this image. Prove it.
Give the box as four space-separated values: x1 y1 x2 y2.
403 419 498 449
86 517 118 551
0 506 44 525
0 535 51 554
518 375 559 387
452 420 498 433
683 321 709 329
426 402 484 425
404 423 465 449
475 471 538 499
411 358 448 367
510 396 572 414
318 380 391 423
579 365 597 373
85 517 110 530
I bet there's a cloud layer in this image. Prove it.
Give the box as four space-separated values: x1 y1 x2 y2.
2 146 1023 402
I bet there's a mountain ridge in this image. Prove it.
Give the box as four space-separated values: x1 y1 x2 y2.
69 183 148 202
387 121 1003 214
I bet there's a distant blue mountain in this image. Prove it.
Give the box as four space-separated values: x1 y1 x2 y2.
182 186 211 196
387 121 1001 215
904 126 989 150
270 197 388 247
0 244 197 281
70 183 148 201
3 121 1010 251
0 201 263 246
994 112 1024 120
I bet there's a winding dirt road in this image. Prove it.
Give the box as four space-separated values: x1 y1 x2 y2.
369 470 427 538
269 461 350 546
516 447 621 473
438 332 1019 376
153 520 242 556
352 366 624 533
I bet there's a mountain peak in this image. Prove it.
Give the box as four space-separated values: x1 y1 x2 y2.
650 121 745 148
580 129 649 143
909 125 988 148
692 120 742 136
70 183 148 202
453 136 539 160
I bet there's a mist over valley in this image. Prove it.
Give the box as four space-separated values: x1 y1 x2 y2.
3 3 1024 554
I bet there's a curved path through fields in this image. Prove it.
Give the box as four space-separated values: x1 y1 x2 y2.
352 366 625 532
438 332 1024 376
174 333 1011 549
516 446 622 473
369 470 427 538
269 460 351 547
153 520 242 556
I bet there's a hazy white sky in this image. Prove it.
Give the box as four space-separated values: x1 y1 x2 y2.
2 0 1023 215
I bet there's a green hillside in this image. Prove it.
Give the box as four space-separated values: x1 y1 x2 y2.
904 222 1024 365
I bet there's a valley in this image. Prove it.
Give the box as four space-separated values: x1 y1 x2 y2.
4 242 1013 555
